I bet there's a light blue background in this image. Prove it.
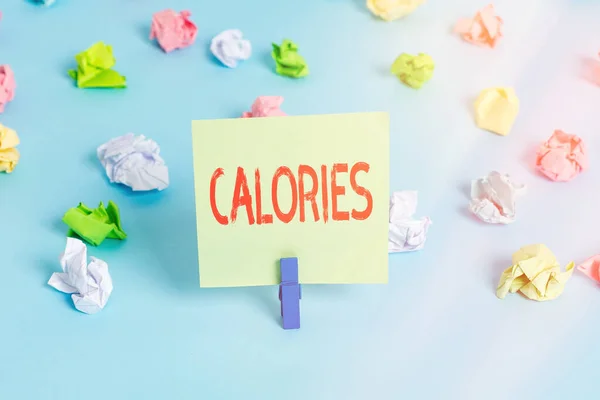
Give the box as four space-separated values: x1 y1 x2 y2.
1 0 600 399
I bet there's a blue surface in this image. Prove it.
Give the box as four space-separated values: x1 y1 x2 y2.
2 0 600 399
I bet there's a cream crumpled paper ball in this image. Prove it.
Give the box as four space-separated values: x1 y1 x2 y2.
367 0 425 21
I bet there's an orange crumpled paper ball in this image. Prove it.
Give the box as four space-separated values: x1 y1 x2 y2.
535 130 588 182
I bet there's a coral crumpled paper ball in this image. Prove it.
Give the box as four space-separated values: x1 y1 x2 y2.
535 130 588 182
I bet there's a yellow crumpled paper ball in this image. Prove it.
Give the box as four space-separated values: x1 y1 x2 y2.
367 0 425 21
474 87 519 136
0 123 20 173
390 53 434 89
496 244 574 302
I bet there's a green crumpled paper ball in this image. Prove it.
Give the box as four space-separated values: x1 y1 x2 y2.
390 53 434 89
67 41 127 88
62 200 127 246
271 39 309 78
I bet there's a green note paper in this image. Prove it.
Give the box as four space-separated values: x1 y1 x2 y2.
192 113 389 287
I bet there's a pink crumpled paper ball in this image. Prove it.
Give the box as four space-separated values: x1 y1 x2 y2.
241 96 286 118
0 65 16 113
535 130 588 182
149 9 197 53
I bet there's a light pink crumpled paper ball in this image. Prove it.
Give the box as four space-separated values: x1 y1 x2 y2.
0 65 16 113
535 130 588 182
241 96 286 118
149 9 197 53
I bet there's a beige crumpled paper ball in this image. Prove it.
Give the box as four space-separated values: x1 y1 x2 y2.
366 0 425 21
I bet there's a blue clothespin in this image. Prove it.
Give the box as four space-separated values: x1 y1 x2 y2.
279 257 301 330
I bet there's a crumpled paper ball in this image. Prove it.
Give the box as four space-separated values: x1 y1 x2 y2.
474 87 519 136
469 171 525 224
454 4 503 48
33 0 55 6
271 39 309 78
535 130 588 182
67 42 127 89
210 29 252 68
0 65 16 113
62 201 127 246
367 0 425 21
149 9 197 53
97 133 169 191
242 96 286 118
577 255 600 284
496 244 574 301
0 123 20 173
390 53 434 89
48 238 113 314
388 191 431 253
